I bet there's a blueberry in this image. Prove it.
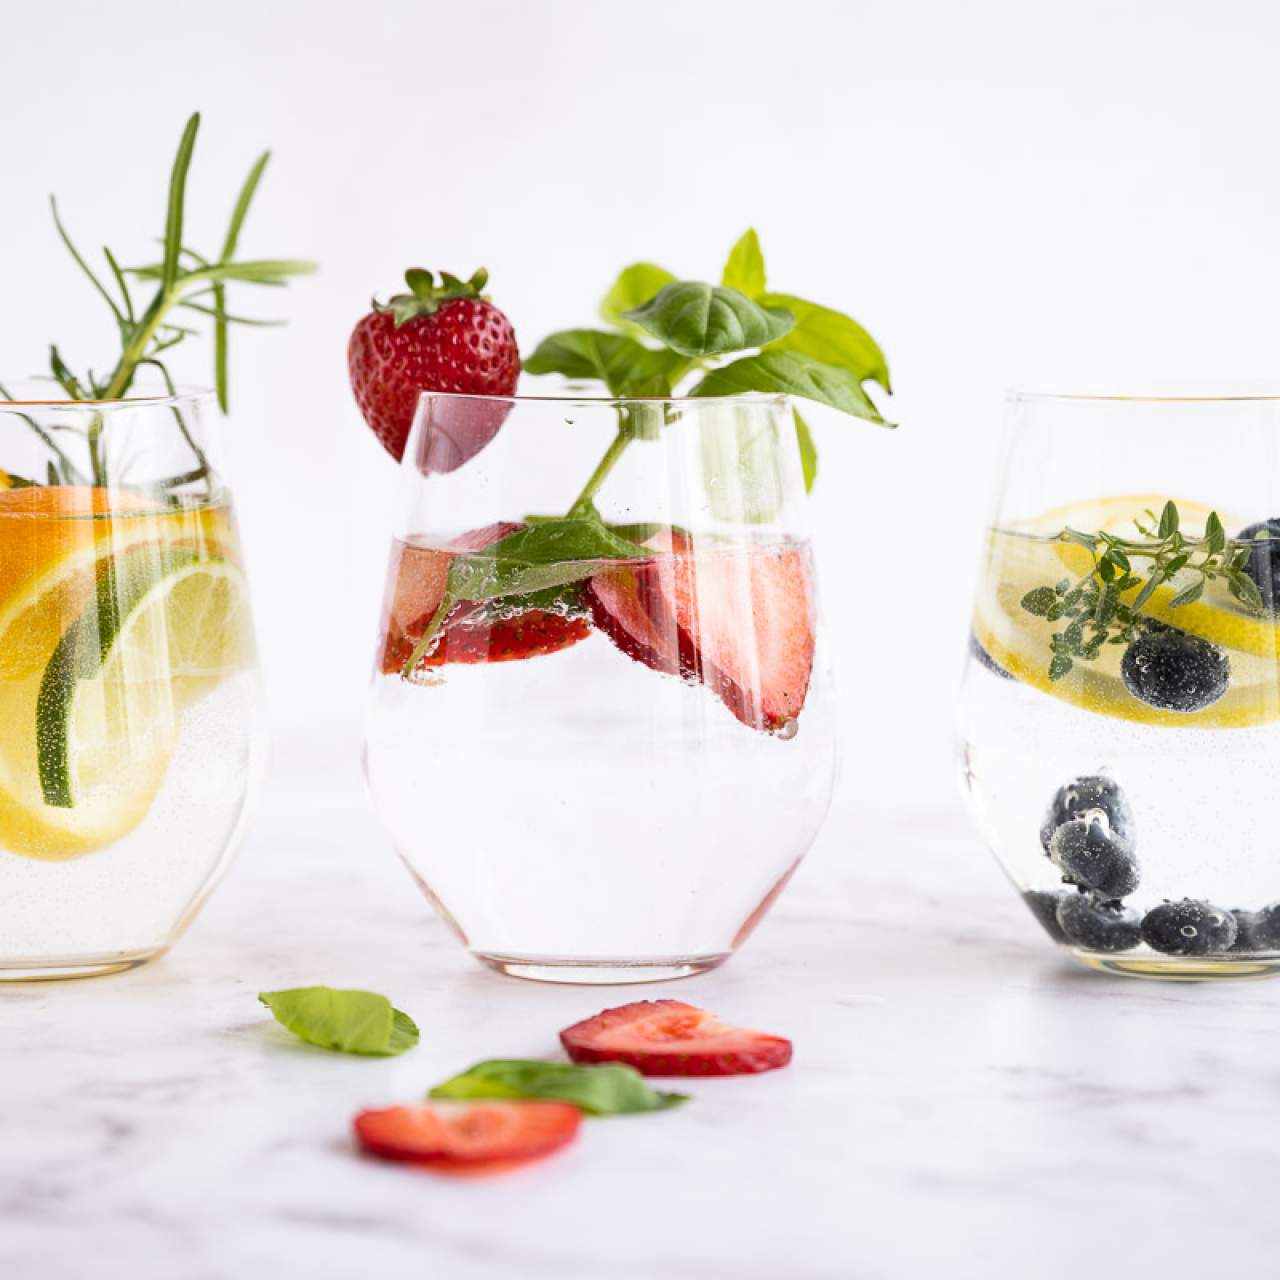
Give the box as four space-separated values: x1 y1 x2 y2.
1237 519 1280 613
1056 894 1142 952
1229 909 1264 952
970 633 1014 680
1228 902 1280 952
1022 889 1070 943
1141 898 1238 955
1120 628 1229 713
1039 775 1135 854
1048 816 1141 898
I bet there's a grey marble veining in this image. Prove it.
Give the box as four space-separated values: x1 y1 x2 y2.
3 754 1279 1280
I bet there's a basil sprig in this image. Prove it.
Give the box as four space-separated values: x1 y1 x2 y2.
524 228 893 492
429 1059 688 1115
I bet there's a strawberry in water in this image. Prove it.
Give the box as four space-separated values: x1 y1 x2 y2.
560 1000 793 1076
585 530 816 731
379 522 591 673
354 1100 580 1174
348 268 520 469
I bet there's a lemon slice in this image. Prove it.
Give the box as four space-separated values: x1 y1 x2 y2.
0 542 252 859
1008 495 1280 660
974 525 1280 729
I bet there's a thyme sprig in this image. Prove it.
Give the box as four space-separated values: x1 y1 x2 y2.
1019 500 1264 681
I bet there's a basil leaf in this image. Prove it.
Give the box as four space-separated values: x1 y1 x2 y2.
758 292 890 392
429 1059 688 1115
599 262 677 335
258 987 419 1056
721 228 766 297
624 281 794 357
692 350 890 425
447 517 651 606
697 401 785 524
524 329 687 396
794 408 818 492
387 1008 421 1054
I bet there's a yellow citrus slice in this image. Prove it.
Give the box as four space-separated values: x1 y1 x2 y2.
1010 495 1280 660
974 520 1280 730
0 489 250 859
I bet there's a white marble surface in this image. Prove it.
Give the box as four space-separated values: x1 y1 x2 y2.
4 745 1280 1280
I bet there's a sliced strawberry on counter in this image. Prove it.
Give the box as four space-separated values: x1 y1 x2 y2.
585 531 816 731
354 1100 581 1172
560 1000 793 1077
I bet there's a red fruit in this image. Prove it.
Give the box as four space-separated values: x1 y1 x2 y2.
354 1101 581 1172
584 529 698 678
379 522 591 673
586 531 816 731
382 610 591 674
348 267 520 468
560 1000 793 1077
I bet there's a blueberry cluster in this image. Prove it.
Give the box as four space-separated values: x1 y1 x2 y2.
1022 773 1280 959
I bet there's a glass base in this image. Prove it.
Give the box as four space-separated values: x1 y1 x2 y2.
1070 948 1280 981
473 951 730 985
0 949 160 982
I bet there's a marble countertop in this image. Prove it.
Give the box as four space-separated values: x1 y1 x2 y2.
4 748 1278 1280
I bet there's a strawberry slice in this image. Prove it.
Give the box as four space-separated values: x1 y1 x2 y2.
381 610 590 672
379 521 591 671
585 531 815 731
354 1100 581 1172
560 1000 793 1077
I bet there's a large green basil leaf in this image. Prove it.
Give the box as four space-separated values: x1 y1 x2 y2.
524 329 688 396
624 282 794 357
447 517 652 605
758 292 890 393
429 1059 688 1115
692 349 890 425
599 262 677 335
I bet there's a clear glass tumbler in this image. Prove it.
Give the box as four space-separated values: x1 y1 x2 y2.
0 382 266 979
364 391 838 983
959 390 1280 980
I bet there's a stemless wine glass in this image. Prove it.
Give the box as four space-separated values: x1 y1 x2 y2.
959 390 1280 980
364 391 838 983
0 382 266 979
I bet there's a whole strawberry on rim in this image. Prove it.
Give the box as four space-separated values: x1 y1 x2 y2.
348 267 520 469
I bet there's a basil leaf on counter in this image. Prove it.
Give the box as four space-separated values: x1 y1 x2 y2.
429 1059 688 1115
624 281 794 357
258 987 420 1056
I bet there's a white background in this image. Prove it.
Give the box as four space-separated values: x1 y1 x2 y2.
3 0 1280 807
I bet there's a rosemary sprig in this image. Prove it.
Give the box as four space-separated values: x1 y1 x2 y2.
1019 500 1265 681
28 112 316 488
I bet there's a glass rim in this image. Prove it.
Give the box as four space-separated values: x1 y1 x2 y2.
415 388 789 410
0 379 214 410
1007 383 1280 405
